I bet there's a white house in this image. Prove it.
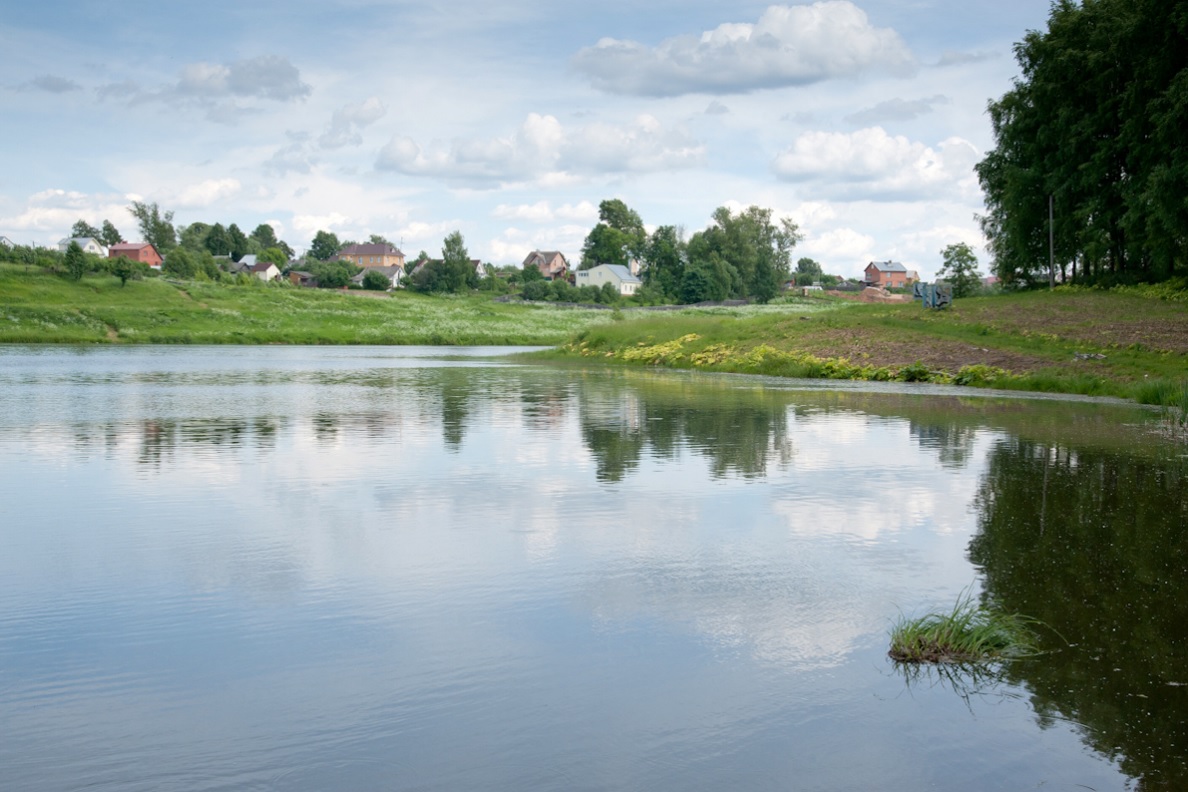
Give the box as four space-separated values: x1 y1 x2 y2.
247 261 280 282
350 264 404 290
58 237 108 257
575 264 642 296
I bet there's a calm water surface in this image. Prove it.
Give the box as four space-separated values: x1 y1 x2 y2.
1 345 1185 791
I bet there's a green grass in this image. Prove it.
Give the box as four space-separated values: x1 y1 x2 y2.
549 286 1188 405
6 264 1187 410
889 593 1039 665
0 264 620 345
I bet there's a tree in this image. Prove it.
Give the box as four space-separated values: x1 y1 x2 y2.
227 224 249 262
685 206 801 303
976 0 1188 285
309 230 341 261
128 201 176 252
64 241 87 281
309 260 357 288
642 225 685 301
250 223 279 250
519 262 544 283
111 256 146 287
938 243 983 298
258 247 287 266
367 234 391 245
99 220 123 247
179 222 211 252
410 231 477 294
71 219 101 240
580 198 647 269
204 223 231 256
163 247 197 279
796 257 822 277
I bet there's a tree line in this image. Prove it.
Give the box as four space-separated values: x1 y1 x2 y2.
976 0 1188 287
579 199 806 304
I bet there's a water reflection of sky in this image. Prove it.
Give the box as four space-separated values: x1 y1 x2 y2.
0 345 1153 791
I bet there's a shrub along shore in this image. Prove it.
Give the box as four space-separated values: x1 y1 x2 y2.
2 263 1186 409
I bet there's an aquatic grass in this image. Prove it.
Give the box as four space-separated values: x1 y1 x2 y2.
889 593 1039 664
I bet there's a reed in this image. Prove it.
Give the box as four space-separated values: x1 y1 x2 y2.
889 592 1038 664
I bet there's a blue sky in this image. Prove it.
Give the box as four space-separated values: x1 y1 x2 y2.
1 1 1050 280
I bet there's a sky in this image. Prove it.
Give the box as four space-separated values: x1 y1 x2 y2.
0 1 1052 281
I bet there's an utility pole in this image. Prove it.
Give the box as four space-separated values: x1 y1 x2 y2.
1048 194 1055 290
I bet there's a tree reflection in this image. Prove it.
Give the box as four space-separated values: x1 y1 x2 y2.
909 419 978 469
579 379 794 483
969 438 1188 789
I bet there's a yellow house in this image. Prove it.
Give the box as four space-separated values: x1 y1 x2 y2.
335 242 406 269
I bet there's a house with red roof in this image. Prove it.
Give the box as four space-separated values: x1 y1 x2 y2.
108 243 163 268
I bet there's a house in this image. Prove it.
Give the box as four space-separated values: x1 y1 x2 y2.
0 236 14 248
863 260 910 289
247 261 280 282
288 270 316 287
58 237 108 257
108 242 163 268
350 265 403 290
523 250 569 281
334 242 405 269
575 263 642 296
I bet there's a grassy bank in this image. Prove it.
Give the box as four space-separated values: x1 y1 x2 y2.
4 263 1186 409
0 264 618 345
548 287 1188 407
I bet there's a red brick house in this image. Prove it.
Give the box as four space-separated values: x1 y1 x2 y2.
863 260 912 288
109 243 163 268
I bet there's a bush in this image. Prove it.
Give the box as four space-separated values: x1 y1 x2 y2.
521 280 551 301
550 279 575 302
362 269 391 291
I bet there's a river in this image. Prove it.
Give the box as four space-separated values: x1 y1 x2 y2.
1 345 1184 791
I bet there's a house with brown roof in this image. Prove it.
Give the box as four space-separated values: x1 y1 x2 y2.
109 242 163 268
334 242 406 269
863 260 913 289
523 250 569 281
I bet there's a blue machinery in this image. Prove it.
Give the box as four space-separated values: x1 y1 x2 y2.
913 281 952 309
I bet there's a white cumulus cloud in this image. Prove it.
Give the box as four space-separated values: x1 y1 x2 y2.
771 127 980 201
491 201 598 223
572 1 915 97
319 97 388 149
376 113 704 186
172 178 242 208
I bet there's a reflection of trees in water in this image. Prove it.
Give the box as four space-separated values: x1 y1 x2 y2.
969 438 1188 789
909 419 978 469
579 381 794 483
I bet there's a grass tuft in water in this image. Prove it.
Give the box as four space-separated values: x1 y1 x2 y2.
889 593 1038 664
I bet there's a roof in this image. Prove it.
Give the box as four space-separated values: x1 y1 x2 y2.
61 236 103 247
603 264 642 284
338 243 404 257
239 254 258 266
867 260 907 272
110 242 153 252
248 262 278 273
523 250 567 266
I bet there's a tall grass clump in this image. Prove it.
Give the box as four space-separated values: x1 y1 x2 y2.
889 592 1038 664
